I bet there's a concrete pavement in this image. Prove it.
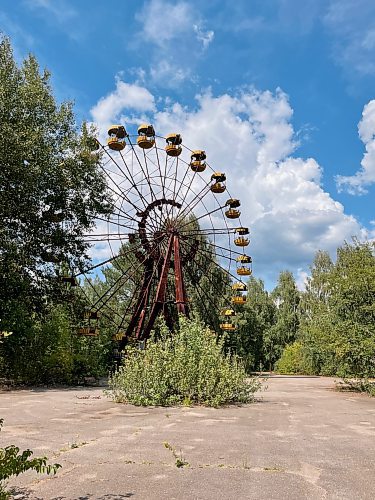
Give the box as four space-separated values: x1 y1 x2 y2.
1 376 374 499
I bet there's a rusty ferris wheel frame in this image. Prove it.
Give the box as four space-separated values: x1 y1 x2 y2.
74 124 252 348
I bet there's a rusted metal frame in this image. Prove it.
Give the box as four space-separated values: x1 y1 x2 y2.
113 252 163 347
73 240 142 277
126 139 167 235
178 228 235 235
173 236 189 317
107 148 148 211
118 258 154 349
173 164 200 224
140 234 174 340
170 155 194 212
137 199 181 256
164 155 183 222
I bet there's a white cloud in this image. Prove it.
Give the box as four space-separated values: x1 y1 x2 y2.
91 78 156 131
134 0 214 86
90 81 367 284
24 0 77 24
136 0 192 47
324 0 375 76
336 99 375 194
193 25 214 50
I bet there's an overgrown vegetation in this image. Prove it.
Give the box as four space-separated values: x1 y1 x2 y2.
0 419 61 499
107 317 261 407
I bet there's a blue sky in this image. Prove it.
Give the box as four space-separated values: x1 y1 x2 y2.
1 0 374 287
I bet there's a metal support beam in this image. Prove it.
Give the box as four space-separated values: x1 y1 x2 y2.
173 236 189 317
140 234 174 340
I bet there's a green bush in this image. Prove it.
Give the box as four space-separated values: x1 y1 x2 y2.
0 419 61 499
107 317 261 407
275 341 305 374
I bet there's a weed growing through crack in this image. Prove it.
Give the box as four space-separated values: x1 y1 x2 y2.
163 442 189 468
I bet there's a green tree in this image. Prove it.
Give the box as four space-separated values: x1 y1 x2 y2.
0 36 111 380
234 277 276 371
288 241 375 377
265 270 300 369
0 36 110 314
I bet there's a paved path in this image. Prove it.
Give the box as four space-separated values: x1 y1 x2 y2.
1 376 375 499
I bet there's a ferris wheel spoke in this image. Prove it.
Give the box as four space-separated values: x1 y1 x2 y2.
127 139 159 203
181 233 246 258
184 266 222 329
94 215 137 232
154 144 166 200
98 146 146 213
91 252 149 311
177 204 226 232
81 276 124 321
174 180 213 224
189 244 242 283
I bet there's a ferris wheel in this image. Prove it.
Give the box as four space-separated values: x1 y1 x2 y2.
67 123 252 346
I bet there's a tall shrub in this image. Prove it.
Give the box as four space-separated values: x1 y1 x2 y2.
107 317 261 407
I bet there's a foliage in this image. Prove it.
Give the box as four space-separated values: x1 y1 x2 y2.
0 36 112 383
275 341 305 374
264 271 300 369
337 378 375 397
0 419 61 498
297 240 375 378
233 277 276 372
107 316 261 407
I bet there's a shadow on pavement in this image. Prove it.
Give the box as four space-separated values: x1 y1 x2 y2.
9 487 134 499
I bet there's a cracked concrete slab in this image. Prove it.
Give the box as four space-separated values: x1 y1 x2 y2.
1 376 374 499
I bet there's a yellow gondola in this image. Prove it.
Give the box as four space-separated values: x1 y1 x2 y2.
236 255 252 264
235 227 249 235
211 172 226 182
112 331 125 341
165 133 182 156
234 236 249 247
77 326 99 337
225 208 241 219
220 322 236 331
220 308 236 316
237 266 252 276
211 182 226 193
190 150 206 172
107 124 126 151
83 310 100 320
232 282 247 291
225 198 241 208
137 123 155 149
231 295 246 304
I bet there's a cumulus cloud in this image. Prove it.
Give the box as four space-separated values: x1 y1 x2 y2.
336 99 375 194
91 78 156 133
90 80 367 284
